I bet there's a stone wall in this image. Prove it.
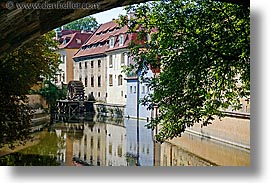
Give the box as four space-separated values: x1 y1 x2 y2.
188 114 250 149
26 94 48 109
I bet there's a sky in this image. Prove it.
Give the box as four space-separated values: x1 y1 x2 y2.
92 6 127 24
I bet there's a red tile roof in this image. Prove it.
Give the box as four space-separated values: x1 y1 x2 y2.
73 20 133 60
58 32 91 49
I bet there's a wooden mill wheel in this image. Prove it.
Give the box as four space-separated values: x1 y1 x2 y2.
66 80 85 101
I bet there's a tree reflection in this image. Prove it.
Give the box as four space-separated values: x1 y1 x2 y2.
0 153 60 166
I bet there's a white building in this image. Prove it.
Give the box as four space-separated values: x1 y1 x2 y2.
106 50 128 105
73 20 134 104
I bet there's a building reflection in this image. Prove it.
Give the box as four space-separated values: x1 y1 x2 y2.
124 118 154 166
72 122 106 166
106 123 127 166
51 116 248 166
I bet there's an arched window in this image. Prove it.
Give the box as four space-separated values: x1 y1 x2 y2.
118 75 123 86
109 55 113 68
91 60 94 68
79 62 82 69
91 76 94 87
98 60 101 68
84 77 87 87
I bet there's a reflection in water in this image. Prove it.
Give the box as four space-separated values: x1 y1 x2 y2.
0 115 249 166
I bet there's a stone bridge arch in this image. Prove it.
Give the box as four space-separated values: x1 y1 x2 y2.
0 0 249 57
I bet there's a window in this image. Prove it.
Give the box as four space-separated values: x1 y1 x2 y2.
110 37 114 48
109 74 113 86
97 139 100 149
76 39 81 44
119 34 124 46
118 75 123 86
109 143 112 155
117 145 122 157
79 77 82 82
98 60 101 68
109 55 113 68
121 91 123 97
79 62 82 69
98 92 100 97
134 86 136 93
91 60 94 68
98 76 101 87
85 77 87 87
91 76 94 87
130 86 133 93
121 53 125 65
85 62 87 69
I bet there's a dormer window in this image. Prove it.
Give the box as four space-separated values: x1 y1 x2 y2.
76 39 81 44
64 38 70 44
119 34 124 46
110 37 114 48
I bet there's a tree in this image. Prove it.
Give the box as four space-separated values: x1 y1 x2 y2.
58 15 98 31
0 31 60 148
119 0 250 142
39 80 67 112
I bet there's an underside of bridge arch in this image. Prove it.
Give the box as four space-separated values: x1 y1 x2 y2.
0 0 249 57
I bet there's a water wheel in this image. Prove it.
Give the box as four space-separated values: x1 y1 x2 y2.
67 80 85 101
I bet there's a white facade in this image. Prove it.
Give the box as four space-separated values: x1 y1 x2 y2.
74 56 107 101
125 69 154 119
56 49 66 87
106 50 129 105
106 124 127 166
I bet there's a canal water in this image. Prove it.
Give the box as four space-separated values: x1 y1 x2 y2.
0 114 250 166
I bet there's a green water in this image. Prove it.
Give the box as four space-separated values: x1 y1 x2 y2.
0 116 248 166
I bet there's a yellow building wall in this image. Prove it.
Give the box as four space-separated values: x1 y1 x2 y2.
65 48 78 83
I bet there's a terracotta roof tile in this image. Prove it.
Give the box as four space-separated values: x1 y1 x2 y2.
58 32 91 49
74 20 134 60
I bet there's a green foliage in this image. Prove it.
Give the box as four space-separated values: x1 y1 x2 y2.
39 80 67 110
120 0 250 142
0 31 60 148
59 15 98 31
